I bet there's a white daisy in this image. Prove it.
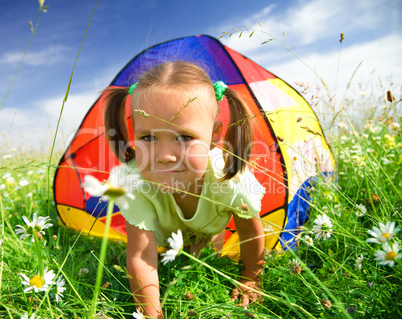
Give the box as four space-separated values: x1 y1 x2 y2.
382 158 391 165
303 235 314 246
369 126 381 134
133 310 144 319
19 179 30 187
367 221 400 244
21 312 40 319
54 276 66 301
20 267 55 293
161 229 183 265
390 122 400 131
15 213 53 242
78 268 89 277
374 242 402 267
355 253 364 270
355 204 367 217
82 165 141 210
2 172 11 179
312 214 333 241
338 122 348 129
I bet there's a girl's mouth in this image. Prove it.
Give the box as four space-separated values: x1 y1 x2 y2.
152 169 185 174
160 171 184 174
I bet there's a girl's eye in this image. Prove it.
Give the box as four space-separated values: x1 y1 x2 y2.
176 135 193 142
142 135 157 142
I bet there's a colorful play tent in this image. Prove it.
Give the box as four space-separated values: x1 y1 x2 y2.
53 35 335 257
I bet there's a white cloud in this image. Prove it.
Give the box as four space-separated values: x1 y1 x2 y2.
0 59 115 152
0 106 51 152
266 34 402 95
219 0 398 56
215 0 401 99
0 45 69 67
0 91 98 151
39 93 97 128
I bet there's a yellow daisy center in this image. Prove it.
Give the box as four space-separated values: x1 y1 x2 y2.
321 222 331 232
385 251 397 261
103 184 126 197
381 233 390 240
29 275 44 288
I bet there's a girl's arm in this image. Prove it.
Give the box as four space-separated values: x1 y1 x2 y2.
126 221 163 318
231 215 265 306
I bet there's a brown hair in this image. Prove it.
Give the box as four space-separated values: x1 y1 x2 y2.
104 61 254 181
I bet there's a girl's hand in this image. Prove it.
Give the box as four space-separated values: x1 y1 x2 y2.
231 278 262 306
126 222 162 318
231 215 265 306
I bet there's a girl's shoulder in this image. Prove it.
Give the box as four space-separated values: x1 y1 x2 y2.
207 148 266 218
209 148 264 190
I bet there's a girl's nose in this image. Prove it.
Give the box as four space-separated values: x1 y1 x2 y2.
155 142 178 163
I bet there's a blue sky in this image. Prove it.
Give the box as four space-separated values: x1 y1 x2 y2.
1 0 401 151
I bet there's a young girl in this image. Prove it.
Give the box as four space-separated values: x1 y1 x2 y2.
103 61 266 318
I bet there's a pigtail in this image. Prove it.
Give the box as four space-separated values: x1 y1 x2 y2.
103 87 135 163
221 88 254 181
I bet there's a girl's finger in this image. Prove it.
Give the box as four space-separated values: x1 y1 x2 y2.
231 288 240 300
241 294 250 307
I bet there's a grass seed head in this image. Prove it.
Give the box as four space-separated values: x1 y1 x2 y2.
365 193 381 206
133 109 150 118
34 229 43 241
245 311 256 318
387 90 395 102
320 299 332 309
291 265 302 275
289 259 302 275
185 291 194 300
187 310 197 317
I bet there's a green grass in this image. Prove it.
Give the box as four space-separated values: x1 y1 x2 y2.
1 97 401 318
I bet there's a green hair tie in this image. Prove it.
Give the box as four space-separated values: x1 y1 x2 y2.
214 81 227 101
128 82 138 95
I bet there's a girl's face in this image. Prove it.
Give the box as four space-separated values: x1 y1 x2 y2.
132 86 222 195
